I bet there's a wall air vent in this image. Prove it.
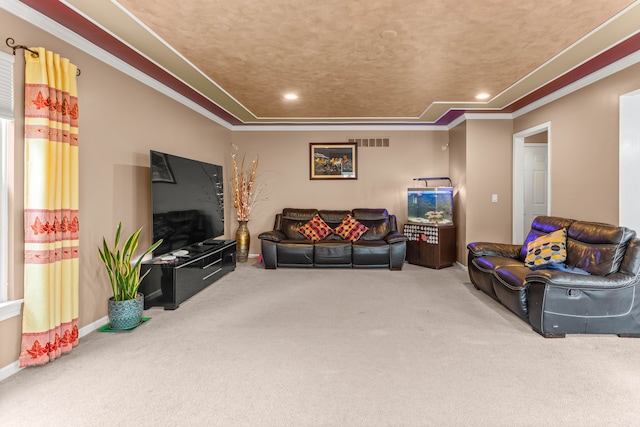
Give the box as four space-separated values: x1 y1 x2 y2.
348 138 390 148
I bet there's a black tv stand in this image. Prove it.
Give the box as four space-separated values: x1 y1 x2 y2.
140 240 236 309
202 238 224 245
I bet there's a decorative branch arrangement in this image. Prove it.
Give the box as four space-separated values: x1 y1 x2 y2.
231 150 259 222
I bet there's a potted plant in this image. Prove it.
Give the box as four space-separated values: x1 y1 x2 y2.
98 222 162 330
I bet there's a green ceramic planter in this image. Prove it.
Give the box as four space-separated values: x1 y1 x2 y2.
107 293 144 330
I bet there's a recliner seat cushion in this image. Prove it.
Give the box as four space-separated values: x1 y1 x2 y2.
473 256 525 273
492 265 531 318
276 240 314 265
470 256 527 304
314 241 352 265
352 240 389 266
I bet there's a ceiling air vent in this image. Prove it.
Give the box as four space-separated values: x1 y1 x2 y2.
349 138 390 148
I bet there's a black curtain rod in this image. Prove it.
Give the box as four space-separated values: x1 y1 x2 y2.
5 38 81 76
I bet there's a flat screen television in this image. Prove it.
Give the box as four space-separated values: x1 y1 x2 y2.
150 150 224 256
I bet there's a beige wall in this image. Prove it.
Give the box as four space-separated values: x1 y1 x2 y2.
514 62 640 225
465 119 514 247
230 130 450 255
1 9 232 367
524 131 548 144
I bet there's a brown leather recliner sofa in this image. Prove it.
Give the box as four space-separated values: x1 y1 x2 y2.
258 208 407 270
467 216 640 338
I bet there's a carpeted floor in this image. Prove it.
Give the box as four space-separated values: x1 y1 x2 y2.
2 261 640 426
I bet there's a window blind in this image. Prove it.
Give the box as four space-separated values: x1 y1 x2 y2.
0 52 14 120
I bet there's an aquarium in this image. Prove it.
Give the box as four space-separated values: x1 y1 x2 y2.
407 187 454 225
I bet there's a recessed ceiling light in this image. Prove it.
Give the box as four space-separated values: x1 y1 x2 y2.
380 29 398 39
284 93 298 100
476 93 490 100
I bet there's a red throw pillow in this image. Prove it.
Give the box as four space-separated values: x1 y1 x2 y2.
334 214 369 241
299 214 334 241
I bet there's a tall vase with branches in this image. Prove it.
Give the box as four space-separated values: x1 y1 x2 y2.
231 149 259 262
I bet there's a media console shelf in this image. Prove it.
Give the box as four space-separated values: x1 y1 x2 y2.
140 240 236 309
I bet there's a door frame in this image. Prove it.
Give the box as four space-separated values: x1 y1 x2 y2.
512 122 551 244
620 89 640 233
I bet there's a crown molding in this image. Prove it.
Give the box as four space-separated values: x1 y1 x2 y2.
445 113 514 130
1 0 235 130
232 123 449 132
513 47 640 118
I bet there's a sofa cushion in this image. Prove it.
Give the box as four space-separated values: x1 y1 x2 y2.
314 241 352 265
335 214 369 241
352 240 389 266
524 228 567 268
472 256 525 273
493 265 531 319
352 208 390 240
566 220 637 276
281 208 318 240
276 240 314 265
299 214 333 241
318 210 353 232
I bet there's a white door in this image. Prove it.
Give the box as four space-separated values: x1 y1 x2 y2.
523 144 548 237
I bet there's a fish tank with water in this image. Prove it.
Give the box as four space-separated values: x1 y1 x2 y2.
407 186 454 225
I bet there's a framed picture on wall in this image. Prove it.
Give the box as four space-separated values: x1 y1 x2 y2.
309 142 358 180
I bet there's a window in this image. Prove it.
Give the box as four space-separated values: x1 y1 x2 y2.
0 118 8 302
0 51 21 321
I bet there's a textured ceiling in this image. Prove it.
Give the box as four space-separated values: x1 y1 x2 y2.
21 0 640 125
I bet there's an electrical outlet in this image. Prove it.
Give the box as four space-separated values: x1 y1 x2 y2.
492 194 498 203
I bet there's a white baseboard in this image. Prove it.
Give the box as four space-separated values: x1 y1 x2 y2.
0 315 109 383
79 315 109 339
0 300 23 322
0 361 21 382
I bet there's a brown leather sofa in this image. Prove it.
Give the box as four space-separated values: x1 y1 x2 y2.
258 208 407 270
467 216 640 337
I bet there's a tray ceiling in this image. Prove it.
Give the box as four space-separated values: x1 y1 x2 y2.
17 0 640 126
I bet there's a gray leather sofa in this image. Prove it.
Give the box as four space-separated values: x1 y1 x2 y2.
467 216 640 337
258 208 407 270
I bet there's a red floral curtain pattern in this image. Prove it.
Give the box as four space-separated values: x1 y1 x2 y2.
19 48 79 367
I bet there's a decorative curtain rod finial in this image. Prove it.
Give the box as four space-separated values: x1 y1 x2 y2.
5 37 39 57
5 37 81 75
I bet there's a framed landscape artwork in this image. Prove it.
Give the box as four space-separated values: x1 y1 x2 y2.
309 142 358 180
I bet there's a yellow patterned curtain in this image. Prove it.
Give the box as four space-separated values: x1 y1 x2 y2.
19 48 79 367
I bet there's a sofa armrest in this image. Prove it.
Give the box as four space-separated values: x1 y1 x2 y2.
258 230 286 243
385 231 408 244
467 242 522 259
527 270 638 290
